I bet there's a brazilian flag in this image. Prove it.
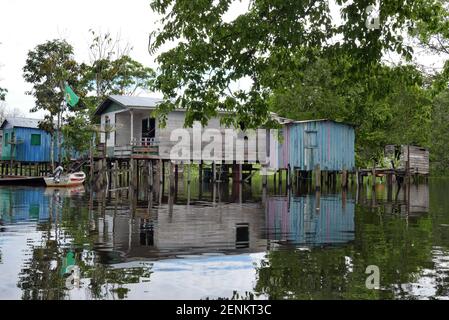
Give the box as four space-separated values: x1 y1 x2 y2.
65 84 79 108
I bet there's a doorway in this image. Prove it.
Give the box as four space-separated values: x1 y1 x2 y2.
142 118 156 144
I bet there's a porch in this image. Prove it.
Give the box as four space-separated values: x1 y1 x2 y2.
103 108 159 159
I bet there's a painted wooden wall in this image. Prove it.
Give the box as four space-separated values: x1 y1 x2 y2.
269 121 355 171
1 127 60 162
101 106 268 163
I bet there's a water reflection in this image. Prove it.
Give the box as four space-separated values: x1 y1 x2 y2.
0 180 448 300
357 183 429 216
266 192 355 246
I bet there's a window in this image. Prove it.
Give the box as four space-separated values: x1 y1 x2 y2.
31 134 41 146
235 223 250 249
4 133 8 145
305 131 318 148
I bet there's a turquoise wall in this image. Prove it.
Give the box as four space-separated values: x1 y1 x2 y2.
279 121 355 171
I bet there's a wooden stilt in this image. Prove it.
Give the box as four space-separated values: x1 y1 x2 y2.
341 169 348 189
314 164 321 191
262 166 268 188
169 161 175 195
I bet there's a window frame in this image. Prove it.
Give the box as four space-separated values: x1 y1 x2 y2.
30 133 42 146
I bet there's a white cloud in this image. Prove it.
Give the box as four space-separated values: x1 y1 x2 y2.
0 0 160 116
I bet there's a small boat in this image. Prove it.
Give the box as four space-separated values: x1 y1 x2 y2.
0 176 45 186
44 172 86 187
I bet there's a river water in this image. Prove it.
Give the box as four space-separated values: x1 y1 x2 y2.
0 178 449 300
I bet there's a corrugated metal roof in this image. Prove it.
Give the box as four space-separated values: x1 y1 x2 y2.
94 95 164 116
0 117 43 129
109 95 163 108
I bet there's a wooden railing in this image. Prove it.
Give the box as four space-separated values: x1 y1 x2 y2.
96 143 106 158
114 138 159 159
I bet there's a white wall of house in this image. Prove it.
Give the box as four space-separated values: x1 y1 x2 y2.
100 112 117 147
100 107 268 163
115 112 130 146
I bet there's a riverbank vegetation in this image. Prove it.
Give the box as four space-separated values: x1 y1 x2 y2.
1 1 449 173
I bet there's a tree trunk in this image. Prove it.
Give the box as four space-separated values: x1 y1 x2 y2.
50 133 55 171
57 110 62 163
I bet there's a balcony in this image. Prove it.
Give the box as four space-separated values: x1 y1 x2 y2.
114 138 160 159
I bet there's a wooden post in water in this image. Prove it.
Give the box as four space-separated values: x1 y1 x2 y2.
262 165 268 188
314 164 321 191
149 160 154 192
341 169 348 189
129 159 134 197
315 189 321 213
187 162 192 185
278 169 282 190
199 161 203 183
169 161 175 195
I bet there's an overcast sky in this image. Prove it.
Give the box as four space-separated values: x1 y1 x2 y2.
0 0 165 117
0 0 444 118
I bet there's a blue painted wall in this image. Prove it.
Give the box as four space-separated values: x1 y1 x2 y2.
266 194 355 246
1 127 61 162
0 187 50 223
278 121 355 171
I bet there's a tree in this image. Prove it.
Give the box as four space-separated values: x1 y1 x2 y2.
23 39 84 166
149 0 447 128
267 48 433 166
81 30 156 109
0 87 6 102
430 91 449 173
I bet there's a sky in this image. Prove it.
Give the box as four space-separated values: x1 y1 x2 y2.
0 0 165 117
0 0 445 118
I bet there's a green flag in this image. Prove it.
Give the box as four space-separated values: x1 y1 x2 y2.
65 84 79 108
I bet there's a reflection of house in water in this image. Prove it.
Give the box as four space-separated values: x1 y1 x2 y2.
407 184 429 214
94 202 266 262
364 183 429 216
0 187 50 223
266 193 355 246
0 187 85 224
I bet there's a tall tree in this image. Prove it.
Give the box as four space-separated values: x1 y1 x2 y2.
430 91 449 173
149 0 447 128
23 39 84 166
82 30 155 109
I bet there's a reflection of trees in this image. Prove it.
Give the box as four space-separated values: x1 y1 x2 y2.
255 205 434 299
17 193 152 300
86 265 152 300
18 220 67 300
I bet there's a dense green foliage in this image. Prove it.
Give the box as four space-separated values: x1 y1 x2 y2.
149 0 449 170
22 34 156 159
81 30 156 109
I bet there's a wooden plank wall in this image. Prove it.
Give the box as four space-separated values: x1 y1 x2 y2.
157 111 267 163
